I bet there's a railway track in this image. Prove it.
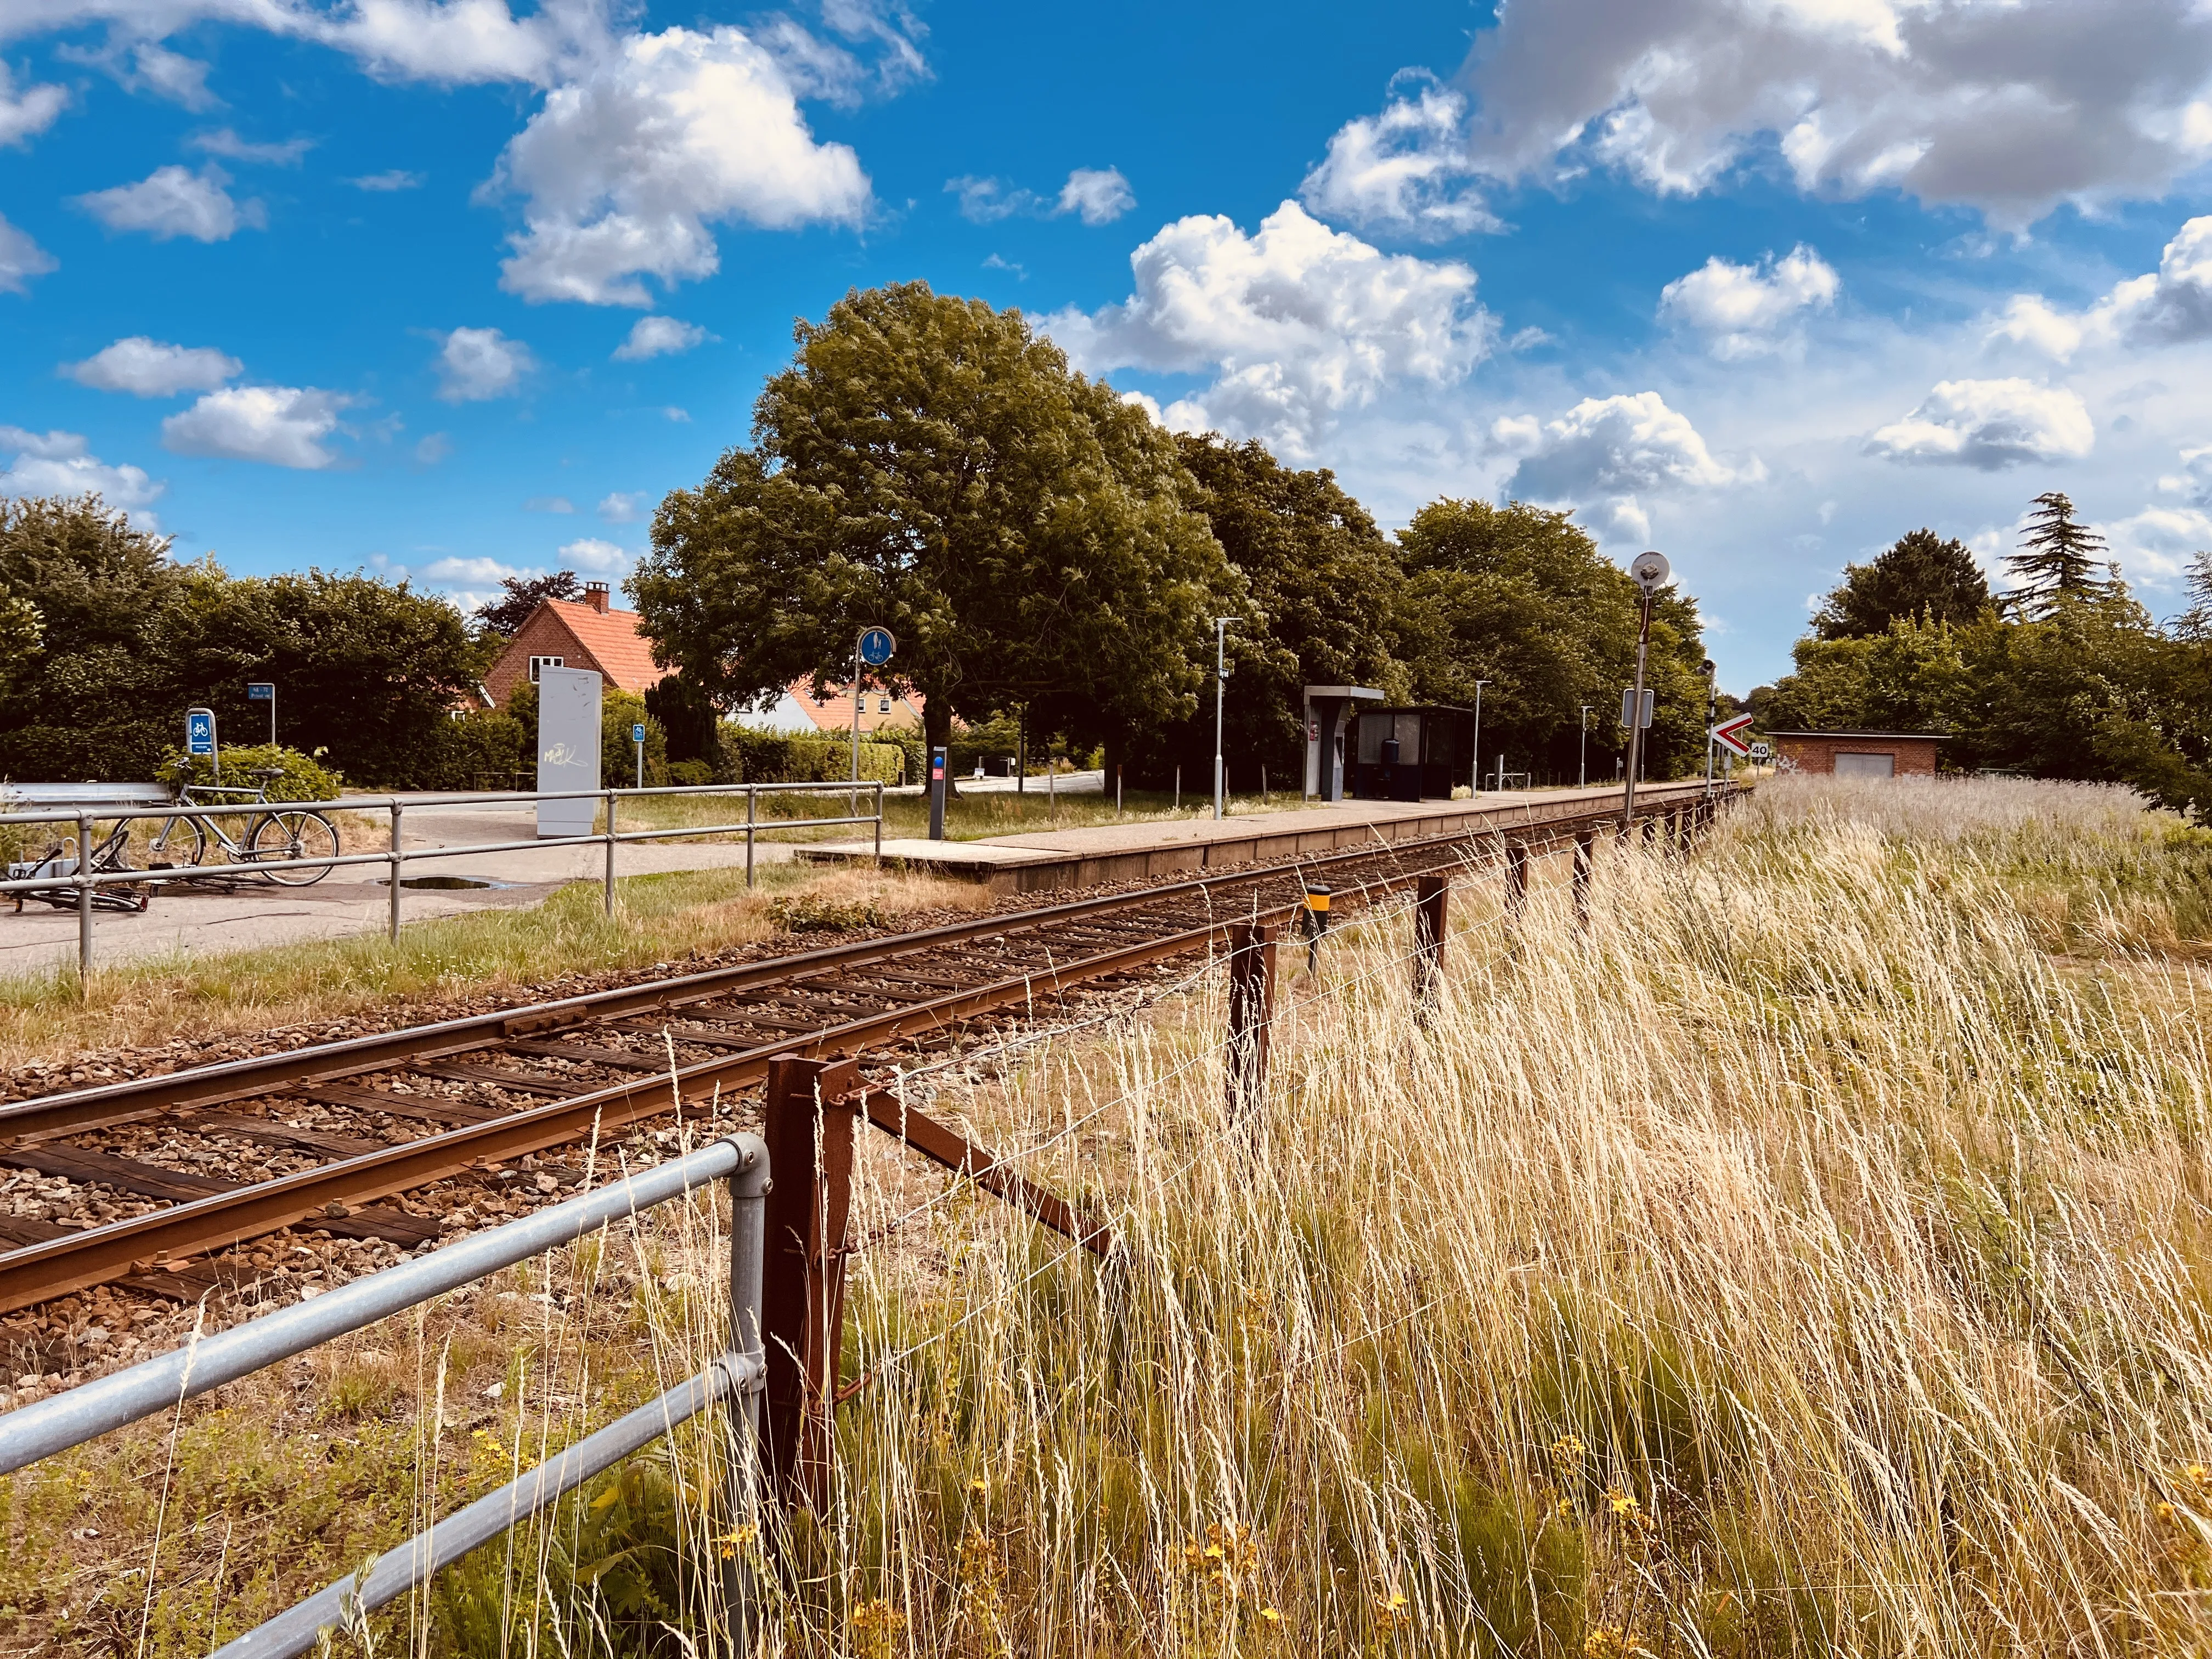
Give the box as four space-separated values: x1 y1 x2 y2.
0 785 1726 1321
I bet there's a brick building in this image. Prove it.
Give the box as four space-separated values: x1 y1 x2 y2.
1767 730 1941 778
482 582 670 706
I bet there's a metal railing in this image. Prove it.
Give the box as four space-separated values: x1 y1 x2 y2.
0 1134 772 1657
0 779 886 978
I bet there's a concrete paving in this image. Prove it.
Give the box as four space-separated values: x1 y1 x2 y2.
0 795 787 978
803 780 1714 894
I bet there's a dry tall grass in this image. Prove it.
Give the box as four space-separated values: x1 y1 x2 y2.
15 774 2212 1656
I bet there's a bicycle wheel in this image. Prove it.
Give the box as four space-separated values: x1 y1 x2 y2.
248 810 340 885
148 815 207 870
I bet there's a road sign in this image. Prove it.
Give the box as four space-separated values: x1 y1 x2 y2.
185 707 216 756
1749 740 1771 761
246 683 273 701
631 723 645 743
1711 714 1755 758
1620 687 1654 728
858 626 895 668
1629 550 1672 594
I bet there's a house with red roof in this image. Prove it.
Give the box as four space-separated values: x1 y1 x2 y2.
482 582 671 706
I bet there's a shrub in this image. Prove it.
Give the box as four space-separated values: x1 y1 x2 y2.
720 725 903 785
159 742 345 802
666 759 715 787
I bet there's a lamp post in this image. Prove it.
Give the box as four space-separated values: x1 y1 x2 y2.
1700 657 1717 797
1470 680 1489 797
1213 616 1240 820
1579 704 1593 788
1621 551 1671 836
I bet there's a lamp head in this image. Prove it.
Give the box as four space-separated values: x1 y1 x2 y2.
1629 550 1671 595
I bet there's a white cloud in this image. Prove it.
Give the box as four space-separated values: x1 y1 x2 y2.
524 494 574 512
490 25 871 306
661 405 690 421
946 175 1037 223
612 315 712 359
1991 217 2212 360
414 431 451 463
433 326 535 401
0 213 57 295
1659 245 1839 359
1045 200 1491 460
64 336 242 396
558 534 631 572
190 127 313 165
1504 391 1751 544
597 490 643 522
0 426 165 523
1299 77 1496 239
1338 0 2212 228
349 168 422 191
2100 504 2211 584
1864 378 2095 470
0 60 67 147
420 554 537 588
74 163 263 241
313 0 575 87
161 385 351 469
123 41 218 109
1058 166 1133 225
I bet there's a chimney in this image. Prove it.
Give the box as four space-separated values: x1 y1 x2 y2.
584 580 611 613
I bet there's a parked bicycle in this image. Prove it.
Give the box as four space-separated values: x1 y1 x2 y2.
6 820 150 913
148 765 341 887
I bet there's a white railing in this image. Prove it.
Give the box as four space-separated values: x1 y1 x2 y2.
0 779 886 978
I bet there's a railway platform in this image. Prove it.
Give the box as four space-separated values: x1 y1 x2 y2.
801 780 1716 894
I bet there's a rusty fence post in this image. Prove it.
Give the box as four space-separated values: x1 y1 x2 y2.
1224 921 1279 1121
1572 832 1595 929
758 1052 859 1512
1413 873 1448 1023
1503 840 1528 921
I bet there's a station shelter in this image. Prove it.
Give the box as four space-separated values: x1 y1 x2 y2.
1347 706 1475 802
1302 685 1385 800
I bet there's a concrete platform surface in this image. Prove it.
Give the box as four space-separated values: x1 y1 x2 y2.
803 780 1716 894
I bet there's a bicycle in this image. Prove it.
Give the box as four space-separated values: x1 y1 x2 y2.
149 766 341 887
7 816 151 913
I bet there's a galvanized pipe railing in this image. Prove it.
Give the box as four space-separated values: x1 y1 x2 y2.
0 778 888 972
0 1134 771 1655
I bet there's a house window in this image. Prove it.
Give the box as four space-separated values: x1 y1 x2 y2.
878 697 891 713
528 656 565 682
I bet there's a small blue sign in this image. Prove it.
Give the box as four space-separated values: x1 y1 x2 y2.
858 626 896 668
930 748 946 781
631 723 645 743
186 708 216 756
246 682 274 701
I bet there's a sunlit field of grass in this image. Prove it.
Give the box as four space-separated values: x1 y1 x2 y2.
10 772 2212 1655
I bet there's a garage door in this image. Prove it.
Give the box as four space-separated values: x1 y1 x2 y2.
1834 752 1895 778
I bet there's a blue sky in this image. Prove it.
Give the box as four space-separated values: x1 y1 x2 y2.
7 0 2212 690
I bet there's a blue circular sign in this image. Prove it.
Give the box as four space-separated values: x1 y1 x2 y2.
858 626 895 668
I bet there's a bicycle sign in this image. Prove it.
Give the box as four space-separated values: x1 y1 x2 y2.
186 707 216 757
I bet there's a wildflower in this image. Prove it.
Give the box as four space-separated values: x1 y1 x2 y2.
1583 1624 1636 1659
968 1477 988 1495
1605 1488 1639 1517
2188 1464 2209 1489
1556 1495 1575 1519
2157 1501 2178 1523
715 1523 757 1560
1549 1434 1587 1463
1259 1606 1282 1624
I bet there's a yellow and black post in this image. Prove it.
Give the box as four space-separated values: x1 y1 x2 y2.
1299 882 1331 974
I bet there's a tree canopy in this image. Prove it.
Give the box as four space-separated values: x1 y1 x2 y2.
0 493 487 784
1813 529 1990 639
476 570 580 635
633 283 1233 763
2006 492 2113 618
1394 500 1708 781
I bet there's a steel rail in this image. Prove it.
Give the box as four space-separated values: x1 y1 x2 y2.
0 785 1710 1143
0 785 1733 1313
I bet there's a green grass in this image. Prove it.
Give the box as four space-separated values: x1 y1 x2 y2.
607 785 1322 845
0 859 988 1069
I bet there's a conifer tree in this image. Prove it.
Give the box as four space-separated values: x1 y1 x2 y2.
2174 549 2212 641
2004 492 2112 618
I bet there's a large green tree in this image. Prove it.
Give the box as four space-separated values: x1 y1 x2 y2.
1120 434 1404 789
2006 492 2114 619
0 493 487 785
1813 529 1991 639
1394 500 1711 782
632 283 1233 769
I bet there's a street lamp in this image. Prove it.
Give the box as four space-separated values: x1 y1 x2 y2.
1470 680 1489 797
1213 616 1241 820
1578 704 1593 788
1621 551 1671 836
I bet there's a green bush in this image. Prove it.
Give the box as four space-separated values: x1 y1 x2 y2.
719 725 904 785
159 742 345 802
503 681 671 788
666 759 715 787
